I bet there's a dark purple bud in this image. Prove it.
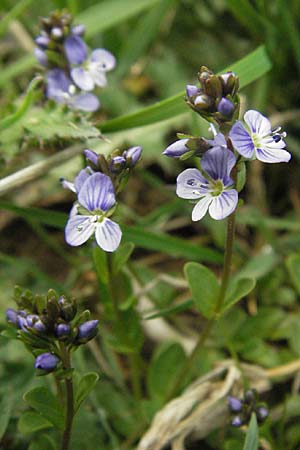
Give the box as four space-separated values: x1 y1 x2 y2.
34 47 48 67
64 35 87 65
78 320 99 340
6 308 18 325
244 389 257 405
26 314 39 328
231 415 243 427
84 149 99 166
35 35 50 48
72 24 86 36
228 396 243 413
17 315 28 331
109 156 126 173
51 27 63 39
217 98 235 117
56 323 71 337
256 406 268 423
123 146 142 167
163 139 190 158
33 320 47 333
35 353 59 372
186 84 199 98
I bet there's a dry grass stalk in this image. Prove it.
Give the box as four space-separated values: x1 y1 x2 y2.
137 361 270 450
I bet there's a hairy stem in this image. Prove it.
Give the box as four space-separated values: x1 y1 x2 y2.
60 344 74 450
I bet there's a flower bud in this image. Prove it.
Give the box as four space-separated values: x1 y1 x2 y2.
55 323 71 338
51 27 63 39
35 353 59 372
228 396 243 413
194 94 212 109
163 139 189 158
6 308 18 325
35 35 50 48
186 84 199 98
124 146 142 167
217 98 235 117
109 156 126 173
231 415 244 427
203 76 222 99
33 320 47 333
26 314 39 328
77 320 99 341
84 149 99 167
17 315 28 331
58 296 77 322
256 406 268 423
220 72 239 96
244 389 257 405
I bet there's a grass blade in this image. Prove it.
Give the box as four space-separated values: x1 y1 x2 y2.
100 46 272 132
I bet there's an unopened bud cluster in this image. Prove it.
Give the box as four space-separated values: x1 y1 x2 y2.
228 389 269 427
84 146 142 193
6 286 99 373
185 66 240 127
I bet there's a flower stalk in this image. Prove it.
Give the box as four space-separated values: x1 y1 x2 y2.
60 343 74 450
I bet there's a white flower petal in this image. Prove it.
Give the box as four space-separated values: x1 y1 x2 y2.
244 110 271 136
65 215 96 246
192 196 212 221
71 67 94 91
176 168 208 199
256 147 291 163
95 218 122 252
91 69 107 87
208 190 238 220
90 49 116 71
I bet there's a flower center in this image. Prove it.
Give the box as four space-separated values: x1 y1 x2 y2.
210 179 224 197
251 133 261 148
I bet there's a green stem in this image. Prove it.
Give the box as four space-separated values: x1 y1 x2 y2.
60 344 74 450
165 209 236 402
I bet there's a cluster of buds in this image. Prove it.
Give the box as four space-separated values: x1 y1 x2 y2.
185 66 240 129
83 146 142 193
34 10 116 112
6 287 99 373
228 389 269 427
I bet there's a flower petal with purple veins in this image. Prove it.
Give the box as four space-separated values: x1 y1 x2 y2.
256 146 291 163
201 147 236 186
176 168 208 199
72 93 100 112
65 215 96 246
78 173 116 212
90 49 116 71
208 189 238 220
74 168 93 192
71 67 94 91
95 218 122 252
207 132 227 148
64 35 87 65
191 196 212 221
163 139 189 158
229 121 254 159
244 110 271 136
